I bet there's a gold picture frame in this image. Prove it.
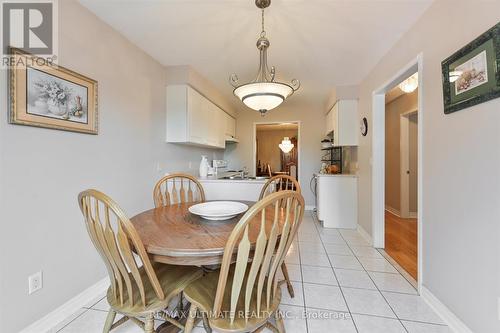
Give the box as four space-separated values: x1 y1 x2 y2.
9 48 98 134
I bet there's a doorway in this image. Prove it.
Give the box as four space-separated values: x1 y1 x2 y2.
371 54 423 291
253 122 300 180
384 83 419 281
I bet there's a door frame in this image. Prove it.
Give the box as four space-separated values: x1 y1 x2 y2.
371 54 424 292
252 121 302 182
400 109 418 219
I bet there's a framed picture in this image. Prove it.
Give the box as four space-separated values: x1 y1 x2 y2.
442 22 500 114
9 48 98 134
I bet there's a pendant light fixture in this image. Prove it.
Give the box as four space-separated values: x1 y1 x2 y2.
230 0 300 116
279 137 294 153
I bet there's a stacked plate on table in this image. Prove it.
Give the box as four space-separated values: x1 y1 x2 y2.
189 201 249 221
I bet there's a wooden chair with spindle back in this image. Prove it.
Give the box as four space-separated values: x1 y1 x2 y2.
259 175 301 299
183 190 305 333
153 173 206 208
78 189 203 333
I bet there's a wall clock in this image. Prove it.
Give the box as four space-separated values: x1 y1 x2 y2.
360 117 368 136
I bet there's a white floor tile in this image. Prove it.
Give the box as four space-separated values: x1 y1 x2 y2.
369 271 417 294
343 236 370 246
298 232 322 242
280 305 308 333
318 228 341 237
91 297 110 312
383 292 445 325
320 233 347 245
329 254 364 270
323 243 353 256
303 283 348 312
402 321 452 333
352 314 406 333
306 309 357 333
358 257 398 273
278 263 302 282
335 269 376 290
350 246 384 259
299 241 327 254
285 248 301 265
280 281 304 307
58 309 139 333
300 251 331 267
301 265 338 285
342 287 396 318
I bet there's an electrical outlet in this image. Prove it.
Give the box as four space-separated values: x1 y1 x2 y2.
498 297 500 320
188 162 192 169
28 271 43 295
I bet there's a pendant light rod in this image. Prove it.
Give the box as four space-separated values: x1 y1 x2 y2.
229 0 300 115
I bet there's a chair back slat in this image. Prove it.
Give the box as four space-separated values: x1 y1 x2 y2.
259 175 301 202
244 211 267 320
212 191 305 322
153 173 206 208
78 189 165 309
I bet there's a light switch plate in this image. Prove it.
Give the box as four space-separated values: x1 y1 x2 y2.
28 271 43 295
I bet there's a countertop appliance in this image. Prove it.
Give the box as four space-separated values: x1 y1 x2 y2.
315 173 358 229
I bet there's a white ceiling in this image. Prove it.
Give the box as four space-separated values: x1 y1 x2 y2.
79 0 433 110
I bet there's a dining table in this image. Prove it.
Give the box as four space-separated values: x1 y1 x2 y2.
130 200 288 333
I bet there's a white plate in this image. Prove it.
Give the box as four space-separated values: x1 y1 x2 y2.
189 201 249 221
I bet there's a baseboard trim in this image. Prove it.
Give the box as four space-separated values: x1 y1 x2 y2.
421 286 473 333
19 278 108 333
305 205 315 211
357 224 373 245
385 205 401 217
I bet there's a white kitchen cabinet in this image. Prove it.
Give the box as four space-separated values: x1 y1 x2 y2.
166 84 229 149
317 174 358 229
198 178 266 202
325 99 358 146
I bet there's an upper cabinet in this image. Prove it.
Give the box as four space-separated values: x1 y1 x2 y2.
166 85 235 149
325 99 359 146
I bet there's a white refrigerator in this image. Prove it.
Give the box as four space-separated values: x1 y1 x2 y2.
316 174 358 229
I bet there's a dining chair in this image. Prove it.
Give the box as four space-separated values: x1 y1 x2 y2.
183 190 305 333
78 189 203 333
153 173 205 208
259 175 301 299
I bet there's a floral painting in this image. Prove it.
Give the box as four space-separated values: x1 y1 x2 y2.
27 68 89 124
9 48 98 134
454 50 488 95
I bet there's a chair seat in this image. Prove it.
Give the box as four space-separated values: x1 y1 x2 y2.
184 265 282 333
107 263 202 317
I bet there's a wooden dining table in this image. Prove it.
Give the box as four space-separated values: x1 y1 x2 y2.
130 200 288 333
131 200 288 266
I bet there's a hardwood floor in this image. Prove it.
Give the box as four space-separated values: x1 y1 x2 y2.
385 211 418 280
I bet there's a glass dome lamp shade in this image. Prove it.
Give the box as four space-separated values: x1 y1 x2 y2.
279 137 294 153
234 82 294 113
229 0 300 116
399 73 418 93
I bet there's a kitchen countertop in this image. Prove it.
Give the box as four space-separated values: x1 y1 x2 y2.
197 174 269 183
316 173 358 178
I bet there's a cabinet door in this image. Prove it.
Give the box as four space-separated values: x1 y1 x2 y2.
325 110 333 135
331 103 339 145
187 87 207 144
224 112 236 138
211 105 226 148
337 100 358 146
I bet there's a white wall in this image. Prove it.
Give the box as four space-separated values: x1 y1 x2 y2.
357 1 500 332
0 1 225 332
224 99 324 205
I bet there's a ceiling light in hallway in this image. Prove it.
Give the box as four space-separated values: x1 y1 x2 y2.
399 73 418 93
230 0 300 116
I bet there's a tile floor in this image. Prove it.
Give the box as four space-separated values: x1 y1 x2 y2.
54 212 451 333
